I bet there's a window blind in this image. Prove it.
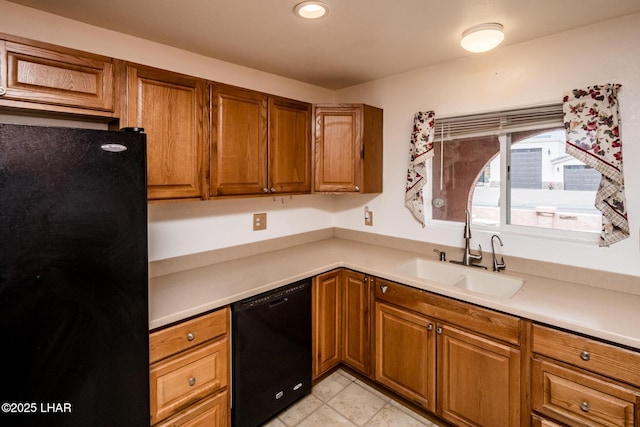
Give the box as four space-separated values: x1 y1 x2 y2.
433 103 564 141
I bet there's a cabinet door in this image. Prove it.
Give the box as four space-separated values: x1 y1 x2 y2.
374 302 436 411
312 270 342 379
438 324 521 427
314 105 362 192
211 84 268 196
341 270 371 375
269 97 311 194
0 39 114 115
124 64 207 201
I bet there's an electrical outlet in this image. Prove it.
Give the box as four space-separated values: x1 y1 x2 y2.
253 213 267 231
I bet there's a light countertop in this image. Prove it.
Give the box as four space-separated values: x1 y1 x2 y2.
149 237 640 351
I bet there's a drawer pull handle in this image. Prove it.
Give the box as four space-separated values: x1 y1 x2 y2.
187 333 195 341
189 377 196 386
580 401 589 412
580 351 590 361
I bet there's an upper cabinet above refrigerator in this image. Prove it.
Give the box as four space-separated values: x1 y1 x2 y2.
0 34 116 117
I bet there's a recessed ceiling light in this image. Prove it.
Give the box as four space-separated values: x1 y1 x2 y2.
460 23 505 53
294 1 329 19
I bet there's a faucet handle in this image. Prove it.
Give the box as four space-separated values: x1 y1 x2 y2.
433 249 446 262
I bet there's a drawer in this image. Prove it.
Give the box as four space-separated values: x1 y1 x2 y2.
150 338 229 424
531 414 563 427
532 357 640 427
154 390 229 427
150 307 229 363
375 278 521 345
532 324 640 386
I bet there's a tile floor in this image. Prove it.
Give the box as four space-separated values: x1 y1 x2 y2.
263 369 443 427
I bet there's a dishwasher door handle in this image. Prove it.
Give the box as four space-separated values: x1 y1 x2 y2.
269 297 289 308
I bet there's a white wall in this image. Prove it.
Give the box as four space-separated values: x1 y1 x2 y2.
0 1 337 261
334 14 640 277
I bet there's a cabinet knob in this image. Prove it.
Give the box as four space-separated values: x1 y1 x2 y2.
187 332 195 341
380 285 388 294
354 186 360 192
427 324 433 331
580 351 590 361
263 187 269 193
0 87 6 96
579 401 589 412
270 187 276 193
436 327 443 335
362 277 368 283
189 377 196 387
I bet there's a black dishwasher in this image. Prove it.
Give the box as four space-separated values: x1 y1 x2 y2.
231 279 312 427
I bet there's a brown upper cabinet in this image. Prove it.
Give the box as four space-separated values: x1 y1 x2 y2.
120 63 208 201
314 104 383 193
0 34 115 117
211 84 311 197
0 34 385 202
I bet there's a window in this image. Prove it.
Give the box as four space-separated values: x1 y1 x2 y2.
430 105 601 237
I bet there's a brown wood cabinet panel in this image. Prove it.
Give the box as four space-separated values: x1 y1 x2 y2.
0 36 114 115
312 270 342 379
531 414 564 427
375 302 436 411
438 323 521 427
150 308 229 364
314 104 382 193
375 278 521 346
155 390 229 427
533 324 640 387
150 338 229 424
123 64 208 201
269 97 311 194
532 357 639 427
341 270 372 375
211 84 268 196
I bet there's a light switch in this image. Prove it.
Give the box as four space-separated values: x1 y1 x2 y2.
364 206 373 226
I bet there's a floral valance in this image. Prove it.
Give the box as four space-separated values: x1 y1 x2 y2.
405 111 435 227
563 83 629 246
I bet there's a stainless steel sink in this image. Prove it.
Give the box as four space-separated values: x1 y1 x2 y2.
394 258 524 299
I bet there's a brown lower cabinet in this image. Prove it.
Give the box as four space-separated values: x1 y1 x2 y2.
149 307 230 426
374 279 522 427
531 324 640 427
312 269 372 379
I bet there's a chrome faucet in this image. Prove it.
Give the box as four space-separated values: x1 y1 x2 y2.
451 209 485 269
491 235 506 272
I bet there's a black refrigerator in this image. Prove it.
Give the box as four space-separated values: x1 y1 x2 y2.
0 123 149 427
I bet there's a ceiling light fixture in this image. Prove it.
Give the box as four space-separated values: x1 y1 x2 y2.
294 1 329 19
460 23 504 53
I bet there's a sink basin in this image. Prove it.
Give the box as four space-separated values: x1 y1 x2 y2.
394 258 524 299
394 258 465 285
